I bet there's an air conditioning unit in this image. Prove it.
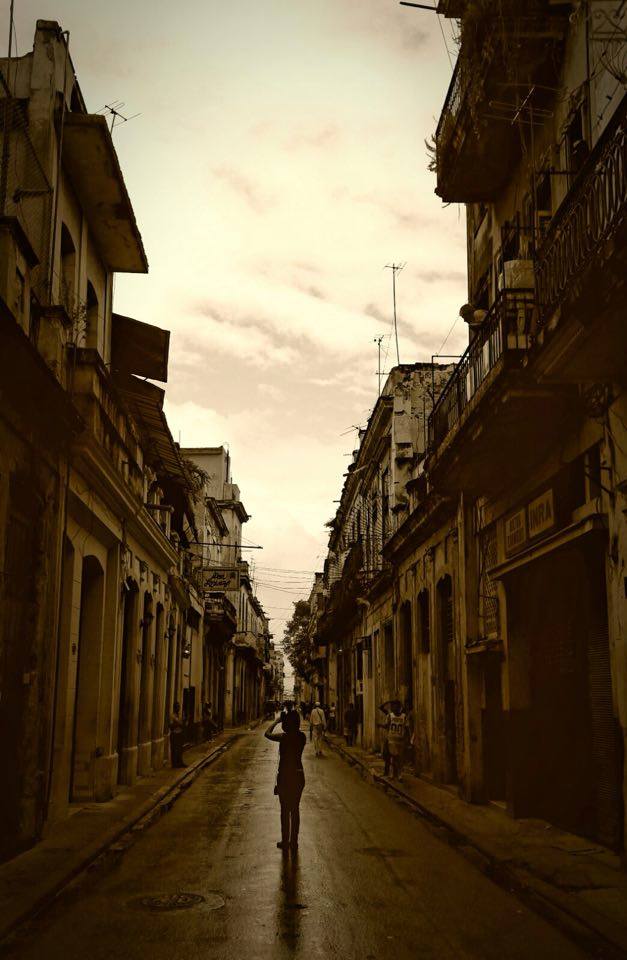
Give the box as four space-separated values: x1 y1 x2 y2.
501 259 534 290
536 211 552 241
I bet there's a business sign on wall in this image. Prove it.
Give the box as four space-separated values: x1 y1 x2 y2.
504 488 556 557
504 508 526 555
204 567 240 592
527 489 555 539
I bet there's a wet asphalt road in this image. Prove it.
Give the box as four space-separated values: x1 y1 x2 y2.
1 726 587 960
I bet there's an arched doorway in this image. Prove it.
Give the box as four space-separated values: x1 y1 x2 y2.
117 578 138 785
71 556 105 801
137 592 154 773
151 603 166 766
399 600 413 709
437 575 458 784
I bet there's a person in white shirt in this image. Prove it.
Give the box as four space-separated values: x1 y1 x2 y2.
386 699 410 781
309 701 327 757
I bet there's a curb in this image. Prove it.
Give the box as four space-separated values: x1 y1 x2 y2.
327 737 627 960
0 734 238 945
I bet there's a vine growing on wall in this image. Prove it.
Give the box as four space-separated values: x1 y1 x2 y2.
181 458 210 504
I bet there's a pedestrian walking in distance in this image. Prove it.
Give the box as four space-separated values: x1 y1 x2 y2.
344 701 357 746
169 701 186 768
309 701 326 757
265 709 306 854
378 700 392 776
386 699 409 781
328 701 337 733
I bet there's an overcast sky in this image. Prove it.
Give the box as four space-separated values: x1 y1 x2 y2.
14 1 467 684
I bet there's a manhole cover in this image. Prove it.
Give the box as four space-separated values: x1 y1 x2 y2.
130 892 215 912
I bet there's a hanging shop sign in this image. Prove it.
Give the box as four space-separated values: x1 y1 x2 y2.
204 567 240 593
504 488 556 557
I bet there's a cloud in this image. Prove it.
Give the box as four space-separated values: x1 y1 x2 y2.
287 124 340 150
364 303 389 325
415 268 467 284
211 165 273 213
178 304 299 369
258 382 284 401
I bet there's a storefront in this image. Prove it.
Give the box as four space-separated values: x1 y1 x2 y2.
492 487 623 849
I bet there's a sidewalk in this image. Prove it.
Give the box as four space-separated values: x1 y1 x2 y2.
327 734 627 959
0 727 244 944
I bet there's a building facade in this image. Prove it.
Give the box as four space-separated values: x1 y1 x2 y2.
0 22 268 864
303 1 627 855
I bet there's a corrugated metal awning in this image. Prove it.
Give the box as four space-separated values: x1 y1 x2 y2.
116 373 184 481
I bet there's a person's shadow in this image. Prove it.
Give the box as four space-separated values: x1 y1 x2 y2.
278 855 304 953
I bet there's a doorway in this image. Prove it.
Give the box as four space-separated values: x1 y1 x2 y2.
506 540 623 847
117 579 137 784
71 556 105 801
437 575 458 784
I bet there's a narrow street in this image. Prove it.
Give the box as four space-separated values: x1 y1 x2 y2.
2 726 587 960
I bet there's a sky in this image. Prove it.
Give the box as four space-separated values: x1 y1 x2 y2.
12 0 467 688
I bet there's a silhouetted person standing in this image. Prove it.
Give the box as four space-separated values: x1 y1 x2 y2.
265 709 306 854
169 701 186 768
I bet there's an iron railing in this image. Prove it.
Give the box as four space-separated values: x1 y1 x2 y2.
428 288 535 451
536 96 626 325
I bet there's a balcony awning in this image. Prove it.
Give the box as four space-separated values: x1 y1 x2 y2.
116 373 185 482
111 313 170 382
62 114 148 273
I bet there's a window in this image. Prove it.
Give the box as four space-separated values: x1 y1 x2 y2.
400 601 413 707
60 224 76 314
565 103 589 182
473 265 491 311
86 281 99 349
14 267 25 323
384 620 394 693
418 589 430 654
381 469 389 542
479 527 498 640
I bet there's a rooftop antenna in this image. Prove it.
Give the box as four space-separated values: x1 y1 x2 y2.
99 101 141 134
374 335 384 396
384 262 405 366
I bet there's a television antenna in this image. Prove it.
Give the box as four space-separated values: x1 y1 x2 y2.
98 101 141 133
384 262 405 365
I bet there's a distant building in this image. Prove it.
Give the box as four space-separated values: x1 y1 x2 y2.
182 446 269 727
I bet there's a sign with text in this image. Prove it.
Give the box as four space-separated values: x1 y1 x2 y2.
504 508 527 556
204 567 240 593
527 489 555 539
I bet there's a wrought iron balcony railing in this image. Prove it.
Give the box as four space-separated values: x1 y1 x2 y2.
429 288 535 452
536 96 626 326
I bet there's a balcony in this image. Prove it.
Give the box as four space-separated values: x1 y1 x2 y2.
533 95 626 381
204 592 237 635
427 289 571 494
71 348 144 500
435 6 569 202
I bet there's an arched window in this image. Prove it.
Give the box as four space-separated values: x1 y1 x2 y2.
60 224 76 314
86 281 99 349
417 589 430 654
